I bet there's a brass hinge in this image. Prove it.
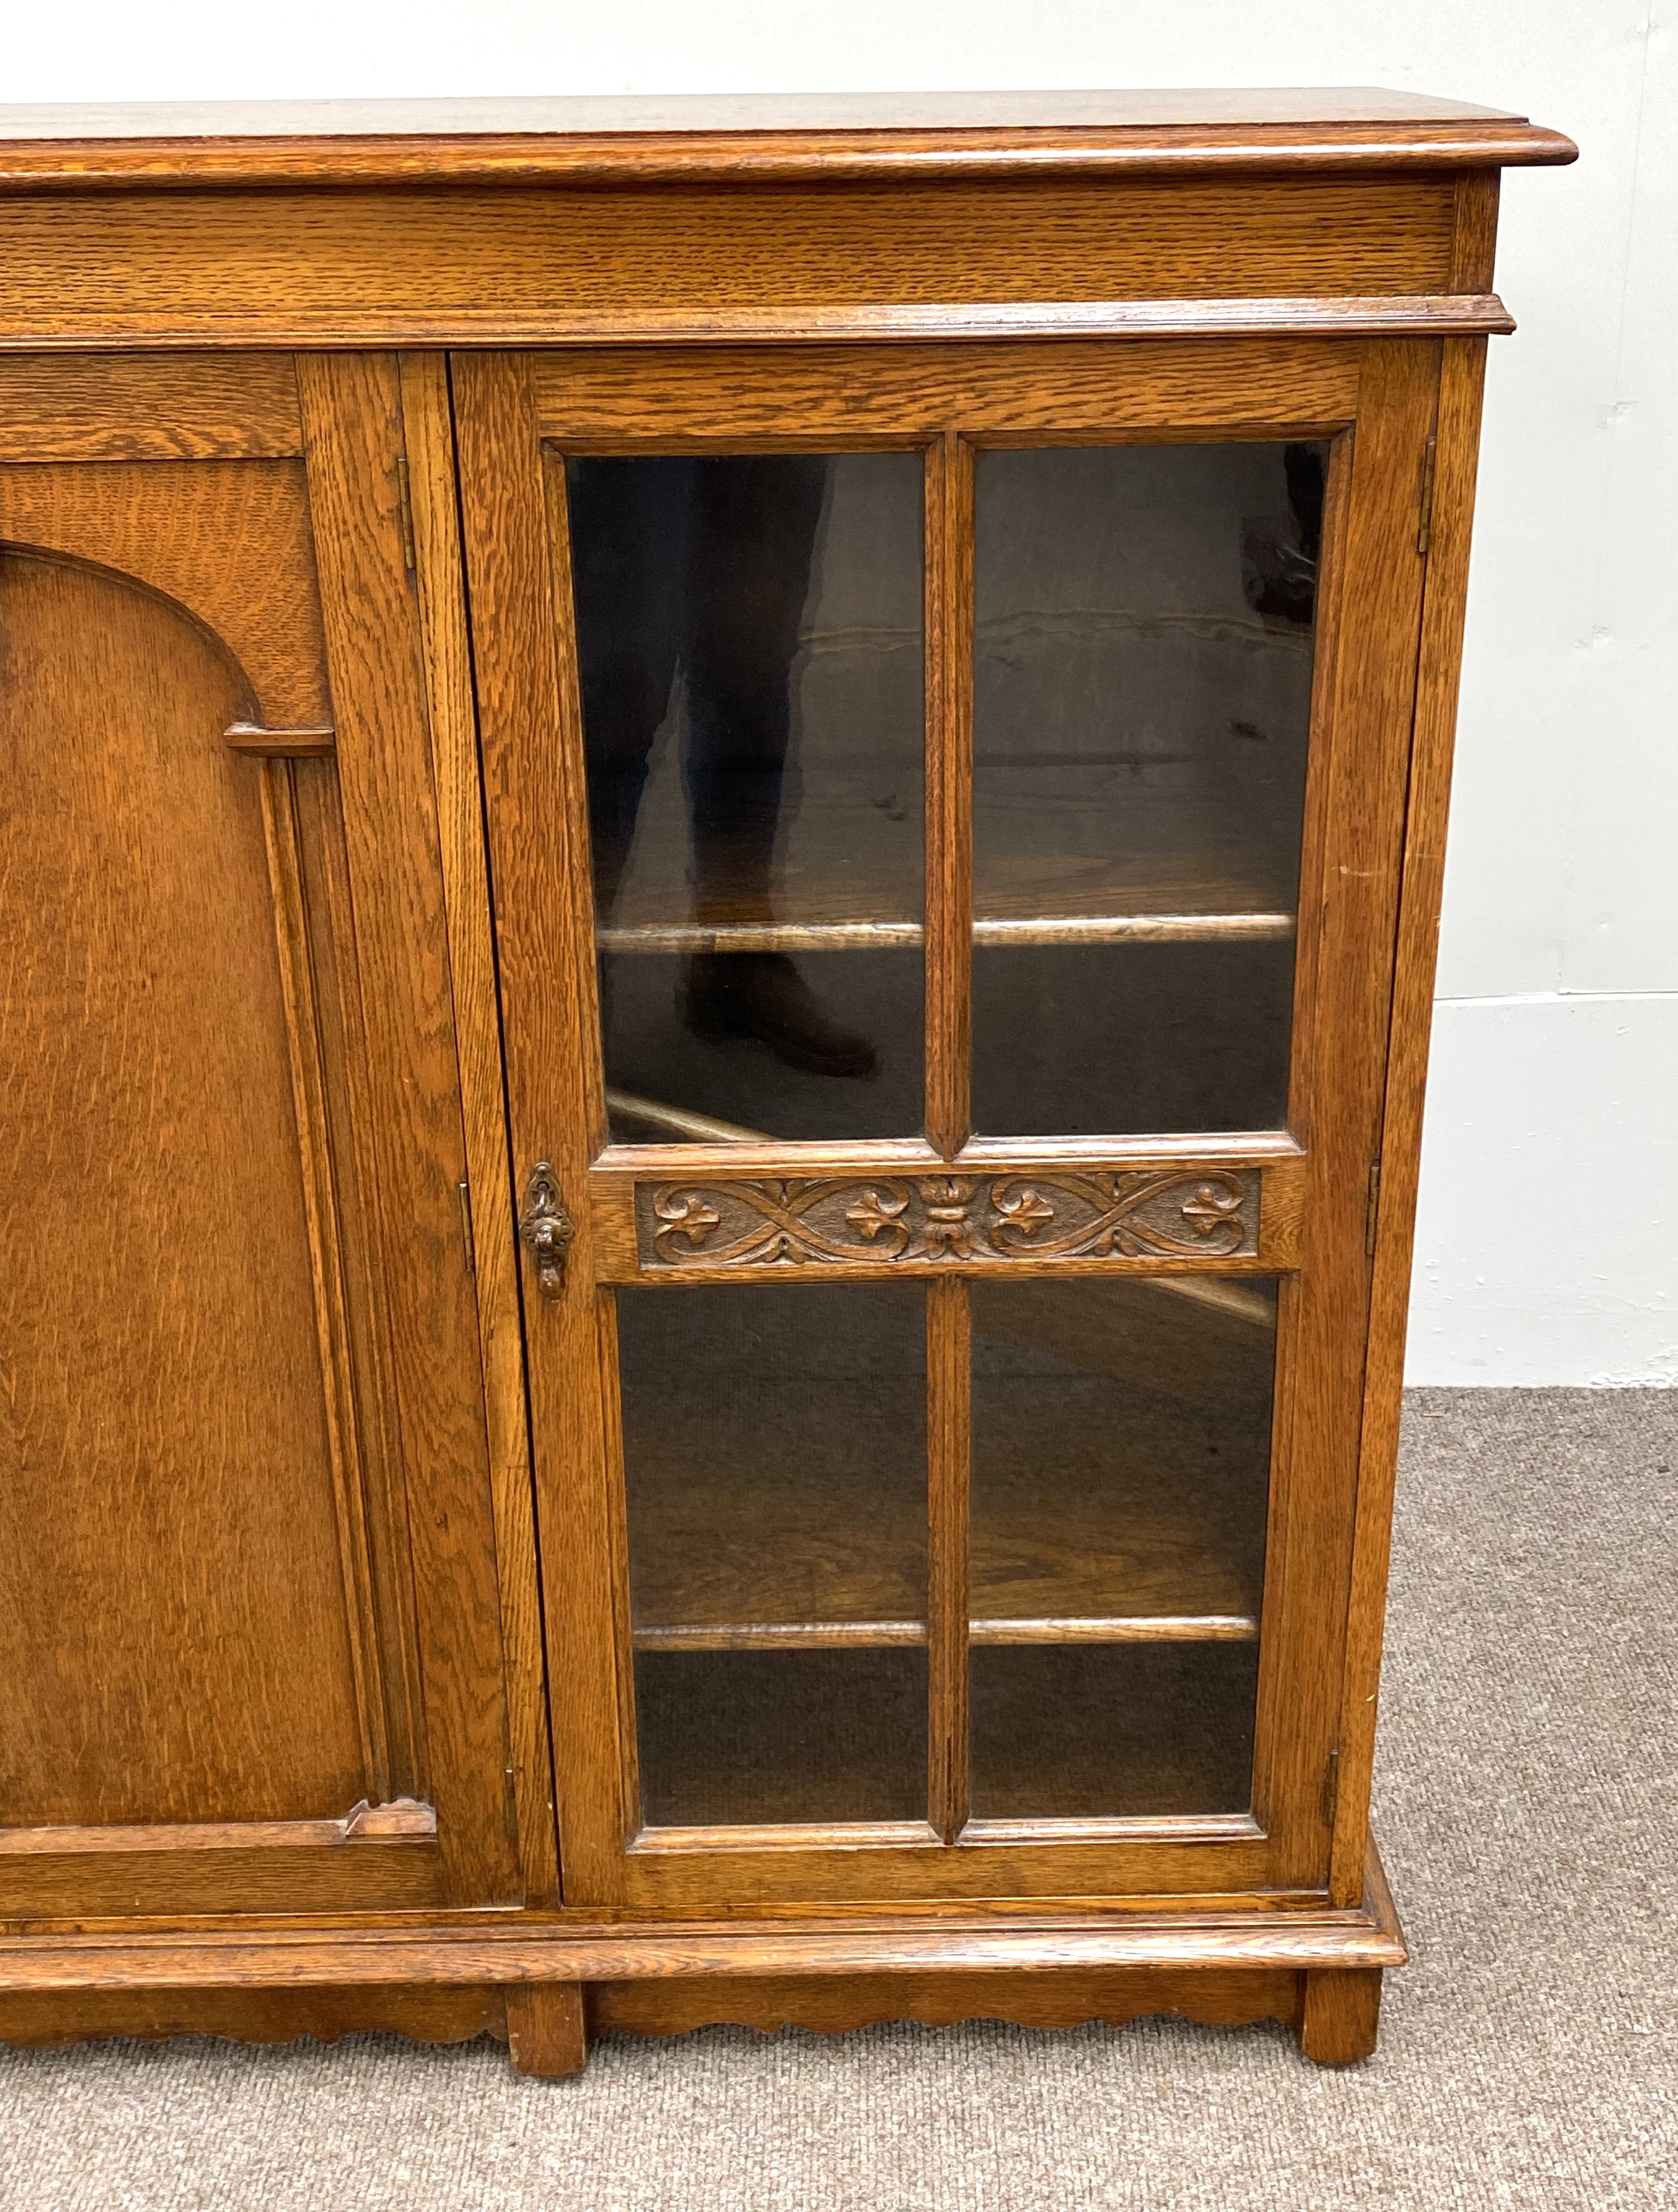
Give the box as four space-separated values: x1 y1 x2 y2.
1417 434 1438 554
1365 1160 1382 1257
395 454 418 577
1322 1747 1341 1827
457 1178 476 1278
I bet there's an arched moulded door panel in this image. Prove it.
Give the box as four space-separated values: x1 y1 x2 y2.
0 355 546 1918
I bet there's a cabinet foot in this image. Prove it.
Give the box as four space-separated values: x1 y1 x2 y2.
505 1983 587 2078
1298 1967 1383 2066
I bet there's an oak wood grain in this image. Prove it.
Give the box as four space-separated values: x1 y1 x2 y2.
450 351 631 1905
0 90 1562 2067
0 457 330 725
397 349 559 1908
0 1884 1408 1989
0 350 302 459
1450 173 1502 293
0 1982 505 2050
0 1841 445 1919
0 547 367 1836
0 178 1471 352
587 1148 1305 1285
534 339 1365 448
297 353 521 1907
927 1281 971 1843
1332 336 1489 1905
1299 1965 1383 2064
260 759 391 1796
589 1962 1303 2038
1251 343 1439 1892
289 757 429 1799
926 432 973 1157
505 1982 587 2076
0 92 1576 197
225 724 334 756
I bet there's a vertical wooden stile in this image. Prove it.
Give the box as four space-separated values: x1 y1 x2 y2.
449 351 630 1903
925 430 973 1160
397 350 560 1904
1331 334 1489 1903
926 1279 972 1844
295 350 523 1906
923 428 975 1845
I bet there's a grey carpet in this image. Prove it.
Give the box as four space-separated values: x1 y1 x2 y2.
3 1388 1673 2210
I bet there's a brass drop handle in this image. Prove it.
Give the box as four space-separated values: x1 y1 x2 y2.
518 1161 575 1299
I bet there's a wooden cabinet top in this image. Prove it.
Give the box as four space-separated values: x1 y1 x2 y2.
0 90 1576 191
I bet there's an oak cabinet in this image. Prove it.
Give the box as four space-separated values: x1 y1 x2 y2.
0 91 1571 2072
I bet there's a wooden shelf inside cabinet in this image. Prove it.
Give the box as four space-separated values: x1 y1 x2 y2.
597 852 1297 956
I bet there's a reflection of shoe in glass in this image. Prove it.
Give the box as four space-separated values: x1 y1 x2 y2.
681 953 878 1077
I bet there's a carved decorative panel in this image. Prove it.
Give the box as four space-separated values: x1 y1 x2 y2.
633 1168 1260 1273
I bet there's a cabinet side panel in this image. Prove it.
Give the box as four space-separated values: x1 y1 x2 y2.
0 545 364 1825
1332 336 1489 1902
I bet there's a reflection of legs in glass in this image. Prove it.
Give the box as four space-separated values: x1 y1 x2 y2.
568 456 692 1050
679 455 876 1079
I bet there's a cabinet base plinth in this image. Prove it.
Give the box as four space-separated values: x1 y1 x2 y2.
0 1845 1404 2074
0 1965 1387 2071
1298 1965 1384 2065
505 1981 587 2077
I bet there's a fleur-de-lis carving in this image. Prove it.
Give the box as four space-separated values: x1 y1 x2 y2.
653 1190 721 1246
845 1187 910 1242
994 1183 1056 1238
639 1167 1258 1270
1180 1182 1245 1238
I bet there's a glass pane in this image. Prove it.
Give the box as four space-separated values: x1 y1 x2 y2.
971 441 1325 1136
615 1282 927 1828
567 453 925 1144
635 1650 928 1828
967 1275 1277 1820
969 1644 1259 1820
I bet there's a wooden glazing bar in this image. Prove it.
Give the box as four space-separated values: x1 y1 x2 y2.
927 1278 971 1846
925 430 973 1160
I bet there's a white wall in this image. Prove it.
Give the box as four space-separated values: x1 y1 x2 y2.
9 3 1675 1384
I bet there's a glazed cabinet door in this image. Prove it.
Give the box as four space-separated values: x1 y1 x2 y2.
0 355 549 1917
454 338 1438 1910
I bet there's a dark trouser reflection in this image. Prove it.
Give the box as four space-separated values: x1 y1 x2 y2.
568 455 876 1079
